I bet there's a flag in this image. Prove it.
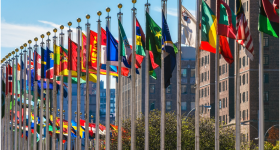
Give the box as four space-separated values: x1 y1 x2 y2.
162 11 177 88
259 0 279 38
27 56 34 70
236 0 254 61
81 32 119 76
219 36 234 64
68 38 78 71
34 51 41 80
217 0 237 39
273 0 279 14
200 1 217 53
41 47 54 79
136 18 159 77
6 64 12 95
181 6 197 47
54 44 61 75
13 64 21 95
146 12 162 79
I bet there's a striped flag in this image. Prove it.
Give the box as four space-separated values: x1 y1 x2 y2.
6 64 12 95
236 0 254 61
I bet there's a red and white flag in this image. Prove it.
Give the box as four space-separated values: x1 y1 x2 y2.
6 64 13 95
236 13 254 61
34 51 41 80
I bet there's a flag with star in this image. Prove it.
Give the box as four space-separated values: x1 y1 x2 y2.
41 47 54 79
146 12 162 79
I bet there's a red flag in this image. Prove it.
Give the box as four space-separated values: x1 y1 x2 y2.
68 38 78 71
5 64 12 95
219 36 234 64
34 51 41 80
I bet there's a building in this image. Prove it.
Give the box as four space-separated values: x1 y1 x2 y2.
120 45 196 120
200 0 279 143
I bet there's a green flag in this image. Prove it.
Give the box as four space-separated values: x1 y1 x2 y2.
118 19 127 57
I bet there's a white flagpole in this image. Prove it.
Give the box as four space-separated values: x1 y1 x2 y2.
117 4 123 150
96 11 102 150
85 15 90 149
59 25 65 150
52 29 58 150
4 58 8 150
234 1 241 149
195 0 201 149
14 48 19 150
23 43 28 150
11 51 15 150
67 21 73 150
33 38 39 150
105 7 111 150
18 46 23 150
7 53 12 150
27 40 33 150
258 31 264 150
0 62 3 150
177 0 182 149
45 32 51 150
39 34 45 150
144 2 150 149
131 1 137 150
161 1 167 150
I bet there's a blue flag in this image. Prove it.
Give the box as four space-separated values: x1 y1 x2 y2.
162 11 176 88
41 47 54 79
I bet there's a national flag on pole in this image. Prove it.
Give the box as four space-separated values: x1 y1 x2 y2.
136 18 159 71
259 0 279 38
236 0 254 61
273 0 279 14
162 11 177 88
201 1 233 64
6 64 12 95
27 56 34 70
68 38 78 71
181 6 197 47
54 44 61 76
217 0 237 39
41 47 54 79
34 51 41 80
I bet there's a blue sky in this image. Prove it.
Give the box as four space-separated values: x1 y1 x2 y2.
1 0 196 88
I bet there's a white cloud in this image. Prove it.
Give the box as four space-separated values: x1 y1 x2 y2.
38 20 60 28
153 7 195 17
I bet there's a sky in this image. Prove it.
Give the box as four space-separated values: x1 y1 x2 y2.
1 0 196 88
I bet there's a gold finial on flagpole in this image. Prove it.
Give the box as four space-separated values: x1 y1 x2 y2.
28 40 32 44
12 51 15 55
68 21 72 29
15 48 19 53
53 28 57 33
97 11 102 20
106 7 111 12
132 0 137 3
8 53 11 57
118 3 123 8
47 31 51 36
23 43 27 47
86 14 90 19
34 37 38 42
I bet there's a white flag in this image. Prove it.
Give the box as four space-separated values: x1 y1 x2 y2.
181 6 196 48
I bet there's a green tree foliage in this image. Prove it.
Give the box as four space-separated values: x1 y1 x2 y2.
111 110 239 150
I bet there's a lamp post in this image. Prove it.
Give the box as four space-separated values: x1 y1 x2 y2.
186 105 212 119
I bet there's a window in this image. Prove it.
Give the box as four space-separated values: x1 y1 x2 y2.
208 87 209 96
264 73 269 83
166 85 171 94
226 115 227 124
226 64 227 73
240 93 241 103
191 85 195 94
181 102 187 111
191 102 195 110
219 116 221 123
223 115 225 124
247 109 248 120
247 56 249 66
166 101 172 110
205 56 207 65
226 97 227 107
243 92 245 103
208 71 209 80
243 110 245 120
150 101 155 110
226 81 227 90
264 36 269 47
202 105 204 113
243 74 245 85
208 55 209 64
223 98 225 108
204 72 207 81
222 64 225 74
264 55 269 65
150 84 155 93
243 2 246 12
240 76 241 85
246 91 248 101
219 66 221 75
181 69 187 77
219 100 222 109
223 82 225 91
264 109 269 120
202 57 204 66
201 73 204 82
191 69 195 77
205 88 207 97
264 91 269 101
247 73 248 84
243 56 245 67
247 1 248 11
182 85 187 94
201 89 204 98
219 82 221 92
239 58 241 68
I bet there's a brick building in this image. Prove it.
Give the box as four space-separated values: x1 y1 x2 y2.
200 0 279 143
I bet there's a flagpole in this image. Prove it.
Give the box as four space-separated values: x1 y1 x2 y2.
177 0 182 149
11 51 15 150
105 7 111 150
0 61 3 150
27 40 33 150
117 4 123 150
258 30 264 150
7 53 12 150
195 0 201 150
67 21 73 150
39 34 45 150
33 38 39 150
85 15 90 150
45 32 51 150
96 11 102 150
18 46 23 150
234 1 241 149
161 1 167 150
23 43 28 150
52 29 58 150
4 56 8 150
144 2 150 149
59 25 65 150
131 1 137 149
14 48 19 150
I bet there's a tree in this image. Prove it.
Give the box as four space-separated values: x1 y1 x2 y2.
110 110 238 150
267 126 279 145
